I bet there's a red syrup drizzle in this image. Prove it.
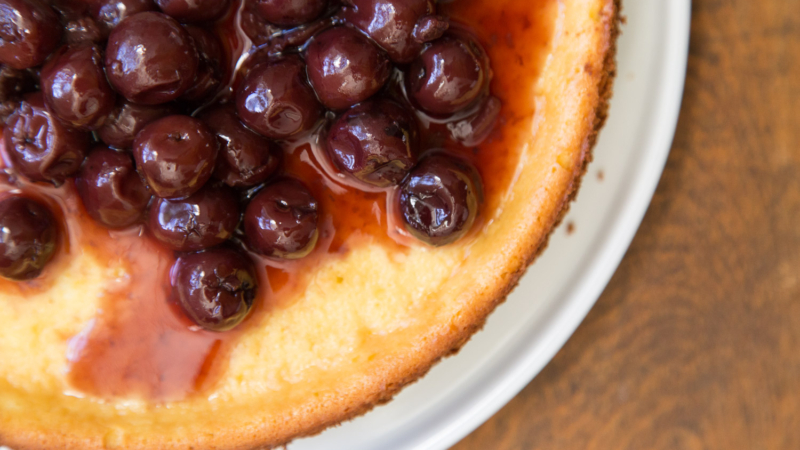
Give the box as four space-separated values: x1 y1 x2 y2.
0 0 556 401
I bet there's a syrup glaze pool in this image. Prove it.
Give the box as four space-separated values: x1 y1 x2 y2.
0 0 557 401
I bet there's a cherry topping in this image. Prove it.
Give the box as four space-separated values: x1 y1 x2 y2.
0 0 63 69
236 56 322 139
306 26 391 111
41 44 116 130
326 99 418 187
412 14 448 43
133 115 218 199
171 247 258 332
254 0 328 27
76 147 151 229
149 184 240 251
3 93 89 184
244 178 318 259
343 0 435 63
406 33 487 116
0 195 58 280
180 25 224 103
105 11 199 105
199 105 281 188
64 16 103 45
97 100 178 149
91 0 156 35
398 153 482 246
154 0 230 22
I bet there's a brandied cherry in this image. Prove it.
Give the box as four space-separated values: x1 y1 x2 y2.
76 147 151 228
181 25 224 103
326 99 418 187
236 56 322 139
105 11 199 104
149 184 240 251
133 115 218 199
0 0 63 69
171 247 258 332
244 178 318 259
3 93 89 184
199 105 281 188
91 0 156 35
343 0 435 63
406 33 488 116
254 0 327 27
41 45 116 130
306 26 391 111
398 152 482 246
155 0 230 23
97 100 178 149
0 195 58 280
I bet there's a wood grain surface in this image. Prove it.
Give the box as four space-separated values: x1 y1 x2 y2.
452 1 800 448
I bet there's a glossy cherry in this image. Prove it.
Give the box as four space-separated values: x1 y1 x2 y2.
199 105 281 188
181 25 224 102
154 0 229 22
398 153 482 246
91 0 156 35
171 247 258 332
254 0 328 27
0 195 58 280
41 44 116 130
306 26 391 110
0 65 36 123
343 0 435 63
446 95 501 146
236 56 322 139
76 147 151 229
133 115 218 199
105 11 199 104
149 184 240 251
244 178 318 259
326 99 419 187
97 100 178 149
3 93 89 184
0 0 63 69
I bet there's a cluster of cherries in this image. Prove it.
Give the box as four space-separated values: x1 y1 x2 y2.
0 0 498 332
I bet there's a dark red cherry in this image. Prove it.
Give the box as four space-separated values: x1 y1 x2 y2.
446 95 501 146
64 16 103 44
254 0 327 27
97 100 178 149
41 45 116 130
398 153 482 246
3 93 89 184
326 99 418 187
412 14 448 43
171 247 258 332
133 115 218 199
343 0 434 63
149 184 240 251
244 178 318 259
0 65 37 123
305 26 391 111
236 56 322 139
91 0 156 35
105 11 199 105
0 0 63 69
180 25 224 103
406 34 487 116
155 0 230 22
198 105 281 188
0 195 58 280
239 1 279 46
76 147 151 229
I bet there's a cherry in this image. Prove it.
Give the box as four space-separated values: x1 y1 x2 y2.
398 152 482 246
41 44 116 130
76 147 151 229
181 25 224 103
343 0 436 63
244 178 318 259
306 26 391 111
133 115 218 199
91 0 156 35
236 56 322 139
0 65 37 123
325 99 418 187
105 11 199 105
97 100 178 149
254 0 328 27
171 247 258 332
0 0 63 69
0 195 58 280
149 183 240 251
198 105 281 188
406 33 487 116
3 93 89 184
154 0 230 23
446 95 501 146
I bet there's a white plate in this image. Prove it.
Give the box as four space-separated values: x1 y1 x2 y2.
290 0 690 448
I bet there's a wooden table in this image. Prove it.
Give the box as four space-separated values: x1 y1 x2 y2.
453 1 800 448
